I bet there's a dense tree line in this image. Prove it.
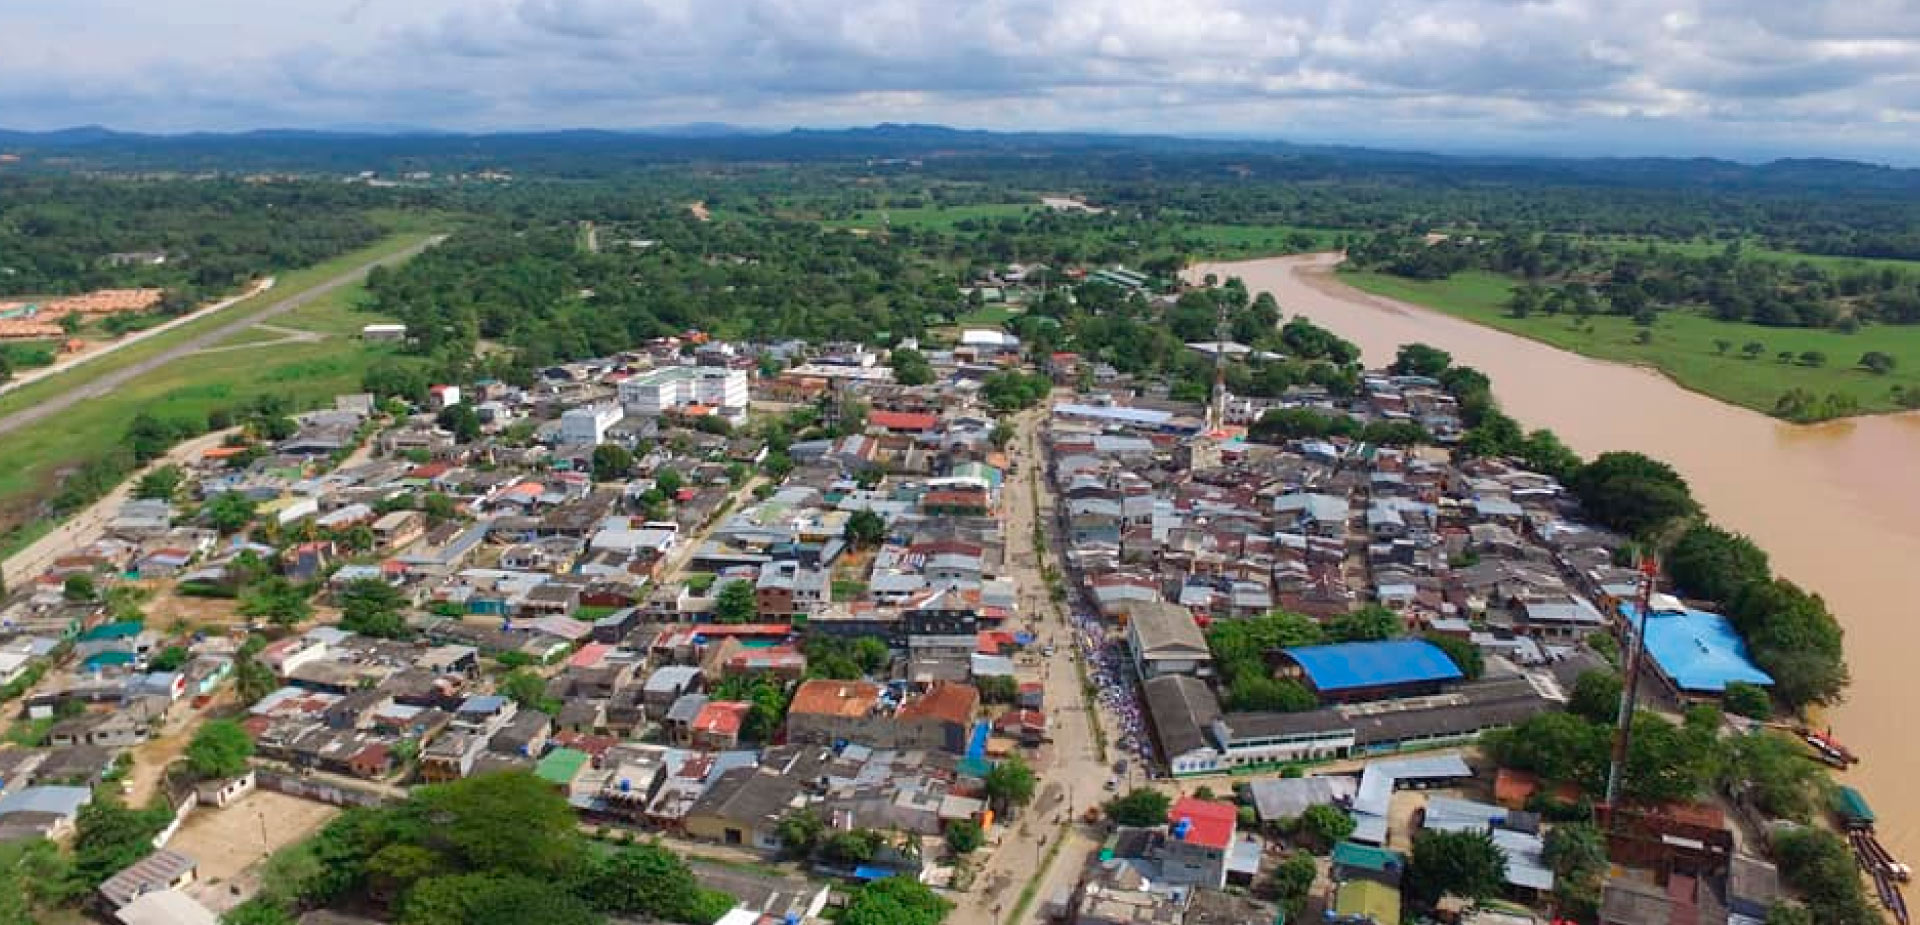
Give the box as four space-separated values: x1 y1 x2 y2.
234 772 735 925
1349 232 1920 329
0 176 387 300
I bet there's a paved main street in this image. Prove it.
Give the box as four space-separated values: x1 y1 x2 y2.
949 402 1121 925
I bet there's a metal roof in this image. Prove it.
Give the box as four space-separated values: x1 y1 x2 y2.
1284 640 1464 692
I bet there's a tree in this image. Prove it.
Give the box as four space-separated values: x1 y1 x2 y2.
776 807 827 858
1714 338 1733 355
338 578 412 638
984 756 1037 812
1297 803 1356 850
889 347 934 386
1766 904 1815 925
500 669 558 715
1105 788 1172 827
148 645 189 672
713 579 757 624
1722 681 1772 720
1772 827 1882 925
1728 578 1849 708
1798 350 1827 368
945 819 984 855
1859 351 1897 375
576 841 725 924
1390 343 1453 377
653 467 684 497
135 464 186 501
1483 711 1610 790
822 828 885 865
1720 731 1825 822
1569 451 1698 536
1406 828 1508 908
841 877 951 925
186 719 255 779
72 799 173 888
402 872 600 925
1741 341 1766 359
1544 822 1607 919
222 899 297 925
62 573 97 602
591 444 634 481
239 577 313 626
1422 633 1485 680
1270 850 1317 921
1665 523 1770 603
205 491 259 534
1568 669 1624 725
435 403 481 443
407 772 585 876
1326 605 1403 642
844 509 887 549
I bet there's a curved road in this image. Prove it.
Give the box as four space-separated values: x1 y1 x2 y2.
0 234 443 440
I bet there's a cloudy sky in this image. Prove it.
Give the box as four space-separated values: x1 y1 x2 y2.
7 0 1920 160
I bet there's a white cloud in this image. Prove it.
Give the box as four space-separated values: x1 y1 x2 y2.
3 0 1920 159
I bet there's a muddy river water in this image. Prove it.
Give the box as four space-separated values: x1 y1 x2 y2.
1189 253 1920 856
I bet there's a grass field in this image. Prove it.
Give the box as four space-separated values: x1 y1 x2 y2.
954 302 1025 327
1342 269 1920 416
0 229 440 550
1582 236 1920 275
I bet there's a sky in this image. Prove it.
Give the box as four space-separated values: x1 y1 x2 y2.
7 0 1920 161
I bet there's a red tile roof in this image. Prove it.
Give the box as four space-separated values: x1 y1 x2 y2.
1169 797 1237 850
897 682 979 727
569 643 612 669
789 680 883 718
869 410 940 432
693 700 750 736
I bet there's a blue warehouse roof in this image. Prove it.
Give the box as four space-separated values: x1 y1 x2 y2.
1284 640 1463 692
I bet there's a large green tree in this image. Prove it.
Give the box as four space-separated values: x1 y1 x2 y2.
1406 829 1508 908
185 719 255 780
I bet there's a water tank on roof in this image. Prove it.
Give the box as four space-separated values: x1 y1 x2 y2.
618 778 630 792
1172 818 1191 841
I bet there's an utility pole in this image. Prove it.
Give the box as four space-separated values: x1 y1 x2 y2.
1604 556 1660 819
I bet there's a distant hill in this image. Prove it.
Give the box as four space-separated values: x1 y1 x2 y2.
2 122 1917 194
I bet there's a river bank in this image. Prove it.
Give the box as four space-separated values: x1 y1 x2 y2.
1188 252 1920 860
1337 265 1920 419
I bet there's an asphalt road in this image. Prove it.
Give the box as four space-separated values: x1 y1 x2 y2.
0 234 443 441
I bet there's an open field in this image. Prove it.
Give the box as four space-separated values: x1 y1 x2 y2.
0 231 441 554
1580 236 1920 274
1342 268 1920 415
174 790 341 912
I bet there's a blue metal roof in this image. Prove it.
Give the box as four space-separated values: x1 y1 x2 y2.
1283 640 1463 692
1626 603 1773 693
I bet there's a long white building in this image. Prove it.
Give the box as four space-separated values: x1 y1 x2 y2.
617 366 749 423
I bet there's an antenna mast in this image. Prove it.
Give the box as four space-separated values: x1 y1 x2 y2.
1604 556 1660 819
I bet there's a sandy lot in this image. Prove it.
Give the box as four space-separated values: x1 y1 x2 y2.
172 790 340 910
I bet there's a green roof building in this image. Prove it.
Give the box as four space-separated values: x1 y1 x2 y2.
536 748 589 787
1334 879 1401 924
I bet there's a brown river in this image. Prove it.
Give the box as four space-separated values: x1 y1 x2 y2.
1190 253 1920 857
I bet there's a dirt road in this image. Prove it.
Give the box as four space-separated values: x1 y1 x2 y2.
0 235 442 442
2 429 235 588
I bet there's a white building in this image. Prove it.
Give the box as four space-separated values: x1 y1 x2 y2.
560 403 624 446
617 366 749 423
